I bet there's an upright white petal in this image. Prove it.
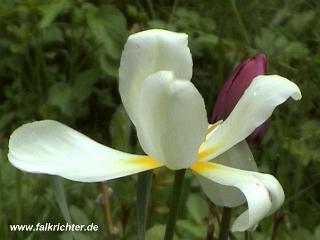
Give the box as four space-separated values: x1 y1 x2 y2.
8 120 161 182
197 141 257 207
136 70 207 169
119 29 193 124
191 161 284 232
199 75 302 161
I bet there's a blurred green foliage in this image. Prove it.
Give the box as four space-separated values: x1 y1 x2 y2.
0 0 319 239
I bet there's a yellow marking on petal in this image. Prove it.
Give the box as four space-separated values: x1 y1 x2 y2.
207 120 223 135
190 161 217 172
130 156 162 169
197 121 222 162
197 144 219 161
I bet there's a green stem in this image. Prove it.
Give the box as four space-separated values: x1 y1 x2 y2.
164 169 186 240
244 231 252 240
219 207 232 240
229 0 250 44
136 170 154 240
99 182 115 240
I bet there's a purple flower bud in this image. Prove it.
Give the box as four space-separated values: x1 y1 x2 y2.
211 54 268 144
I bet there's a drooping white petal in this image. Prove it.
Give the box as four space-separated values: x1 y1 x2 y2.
8 120 161 182
136 70 207 169
250 172 284 216
199 75 302 161
119 29 193 124
197 141 257 207
191 161 284 232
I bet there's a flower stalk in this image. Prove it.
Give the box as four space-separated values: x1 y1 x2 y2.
99 182 116 240
219 207 232 240
164 169 186 240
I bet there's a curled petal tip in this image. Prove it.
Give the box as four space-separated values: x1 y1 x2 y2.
193 162 285 232
292 87 302 100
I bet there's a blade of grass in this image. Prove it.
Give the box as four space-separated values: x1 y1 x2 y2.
26 206 50 240
136 170 154 240
50 176 77 240
146 0 157 19
229 0 250 44
15 171 23 239
0 158 9 239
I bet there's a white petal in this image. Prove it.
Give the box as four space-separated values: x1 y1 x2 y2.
250 172 284 216
119 29 193 125
199 75 301 161
8 120 161 182
197 141 257 207
136 71 207 169
191 161 284 232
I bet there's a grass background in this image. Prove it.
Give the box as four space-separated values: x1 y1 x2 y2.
0 0 319 239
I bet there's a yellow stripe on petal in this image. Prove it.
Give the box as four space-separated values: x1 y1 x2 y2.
129 156 162 169
190 161 284 232
8 120 163 182
190 161 217 172
198 75 301 164
207 120 223 135
197 144 219 161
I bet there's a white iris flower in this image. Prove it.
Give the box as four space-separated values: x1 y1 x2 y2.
8 29 302 232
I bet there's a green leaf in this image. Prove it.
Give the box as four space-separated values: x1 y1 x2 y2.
85 4 127 59
70 205 89 225
314 225 320 239
48 69 99 118
48 81 74 116
37 0 72 29
98 52 118 78
41 25 64 44
290 228 313 240
284 42 309 59
288 11 316 32
60 232 91 240
109 106 132 152
289 120 320 165
186 194 209 223
0 113 15 131
176 219 206 238
146 224 178 240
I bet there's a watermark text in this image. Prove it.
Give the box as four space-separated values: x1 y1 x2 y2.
10 223 99 232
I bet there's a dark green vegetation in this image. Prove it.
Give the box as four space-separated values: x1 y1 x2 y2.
0 0 319 239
